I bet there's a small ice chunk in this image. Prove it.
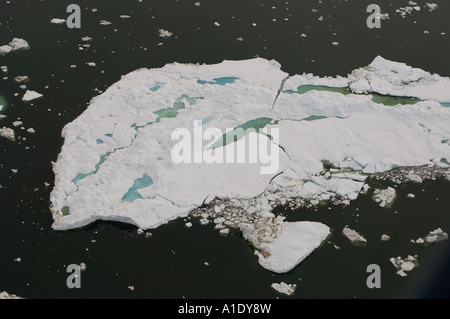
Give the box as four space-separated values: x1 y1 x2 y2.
0 291 22 299
0 127 15 141
185 222 193 228
8 38 30 51
373 187 396 208
80 263 87 271
87 62 96 67
0 45 13 54
390 255 418 276
14 257 21 262
27 128 35 134
219 228 230 236
242 218 330 273
414 228 448 245
99 20 112 25
23 90 43 102
128 286 135 291
12 121 22 127
159 29 173 38
343 227 367 245
50 18 66 25
406 174 422 183
381 234 391 241
426 3 438 11
214 217 225 224
407 193 415 199
271 282 296 296
137 228 144 235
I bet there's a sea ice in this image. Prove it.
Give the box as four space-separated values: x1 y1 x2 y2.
7 38 30 51
0 38 29 55
271 282 296 296
22 90 43 102
50 57 450 271
159 29 173 38
0 291 22 299
390 255 418 276
343 227 367 246
373 187 397 208
50 18 66 24
413 228 448 245
241 217 330 273
0 127 15 141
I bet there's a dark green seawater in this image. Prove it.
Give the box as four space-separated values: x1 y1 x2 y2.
0 0 450 298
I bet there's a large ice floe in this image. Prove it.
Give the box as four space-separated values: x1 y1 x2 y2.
51 56 450 273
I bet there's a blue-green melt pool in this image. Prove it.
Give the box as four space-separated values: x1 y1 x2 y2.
122 174 154 202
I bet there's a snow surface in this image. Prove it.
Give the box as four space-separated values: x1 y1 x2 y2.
50 57 450 271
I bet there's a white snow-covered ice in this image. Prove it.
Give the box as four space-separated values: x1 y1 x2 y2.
241 217 330 273
22 90 43 102
50 18 66 25
342 227 367 245
0 127 15 141
50 57 450 271
0 291 22 299
271 282 296 296
0 38 30 55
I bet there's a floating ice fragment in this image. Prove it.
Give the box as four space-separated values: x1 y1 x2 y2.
159 29 173 38
343 227 367 246
50 18 66 25
271 282 296 296
22 90 43 102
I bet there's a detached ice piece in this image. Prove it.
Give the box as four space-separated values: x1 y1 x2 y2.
242 217 330 273
0 127 15 141
8 38 30 51
414 228 448 245
159 29 173 38
390 255 418 276
271 282 296 296
0 291 22 299
23 90 43 102
0 45 12 54
51 18 66 24
373 187 396 208
343 227 367 246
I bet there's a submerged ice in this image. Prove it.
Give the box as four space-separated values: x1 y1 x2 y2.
51 57 450 273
